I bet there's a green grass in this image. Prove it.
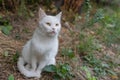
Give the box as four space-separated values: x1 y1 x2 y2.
61 48 75 59
94 8 120 52
43 63 74 80
72 2 120 79
82 66 97 80
77 32 101 55
82 53 116 77
8 74 14 80
0 17 13 35
13 51 20 62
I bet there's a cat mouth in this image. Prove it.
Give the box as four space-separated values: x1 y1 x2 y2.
48 31 56 34
47 31 57 36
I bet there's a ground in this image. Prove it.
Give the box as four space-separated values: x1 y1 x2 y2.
0 4 120 80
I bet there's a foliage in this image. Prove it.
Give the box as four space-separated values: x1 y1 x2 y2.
13 51 19 62
80 1 105 29
0 0 119 80
61 48 75 58
89 9 104 26
82 66 97 80
103 12 120 45
4 51 9 57
83 53 116 76
78 33 100 55
0 25 13 35
76 2 119 78
18 0 28 17
0 17 13 35
8 74 14 80
15 33 21 40
43 63 74 80
85 0 92 22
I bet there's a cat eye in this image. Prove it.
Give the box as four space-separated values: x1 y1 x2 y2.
56 23 59 26
46 22 51 26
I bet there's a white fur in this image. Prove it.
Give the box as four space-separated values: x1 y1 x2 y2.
17 8 62 78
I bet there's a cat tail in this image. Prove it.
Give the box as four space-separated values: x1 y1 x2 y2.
17 57 40 78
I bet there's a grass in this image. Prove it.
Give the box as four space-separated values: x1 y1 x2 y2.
61 48 75 59
0 0 120 80
70 1 120 79
43 63 74 80
78 34 96 54
96 8 120 47
82 53 117 77
60 3 120 79
12 51 20 62
82 66 97 80
0 17 13 35
8 74 14 80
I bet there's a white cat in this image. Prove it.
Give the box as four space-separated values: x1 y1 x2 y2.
17 8 62 78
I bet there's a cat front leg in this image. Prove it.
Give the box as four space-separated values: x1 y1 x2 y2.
30 56 41 78
47 49 57 65
36 59 47 74
47 58 56 65
31 56 37 71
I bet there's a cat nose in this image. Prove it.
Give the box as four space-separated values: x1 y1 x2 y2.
52 28 55 30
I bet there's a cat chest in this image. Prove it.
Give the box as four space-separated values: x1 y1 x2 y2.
32 45 54 61
32 41 55 54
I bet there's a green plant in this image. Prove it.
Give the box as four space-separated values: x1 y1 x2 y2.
15 33 21 40
81 5 105 29
78 33 99 55
18 0 29 18
82 66 97 80
3 51 9 57
83 53 116 77
0 17 13 35
61 48 75 58
85 0 92 22
8 74 14 80
90 9 104 26
13 51 19 62
1 25 13 35
43 63 74 80
95 8 120 48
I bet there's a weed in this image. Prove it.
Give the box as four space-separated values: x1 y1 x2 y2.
85 0 92 22
3 51 9 57
0 17 13 35
82 66 97 80
18 0 29 19
1 25 13 35
8 74 14 80
43 63 74 80
13 51 19 62
61 48 75 59
78 33 100 55
89 9 104 26
15 33 21 40
83 53 116 77
23 27 30 33
95 8 120 49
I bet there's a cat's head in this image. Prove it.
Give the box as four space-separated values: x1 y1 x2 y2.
38 8 62 37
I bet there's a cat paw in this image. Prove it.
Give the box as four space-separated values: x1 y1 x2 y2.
34 71 41 78
47 58 56 65
25 64 31 70
26 70 41 78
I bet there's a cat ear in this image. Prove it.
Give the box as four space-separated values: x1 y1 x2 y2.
39 8 47 20
56 12 62 21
